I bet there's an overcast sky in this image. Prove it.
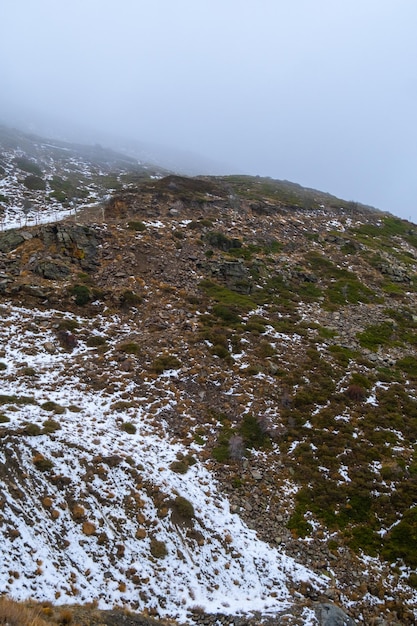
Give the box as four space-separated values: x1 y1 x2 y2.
2 0 417 221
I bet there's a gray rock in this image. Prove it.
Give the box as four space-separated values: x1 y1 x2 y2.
0 229 25 253
34 260 71 280
315 602 356 625
41 223 100 270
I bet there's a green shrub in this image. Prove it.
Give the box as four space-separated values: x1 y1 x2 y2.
0 414 10 423
245 320 266 334
326 279 373 306
70 284 90 306
318 326 337 339
348 526 381 557
408 573 417 589
23 422 42 436
205 231 242 251
358 321 394 351
211 344 231 360
118 342 140 355
151 354 181 373
119 290 142 309
86 335 107 347
382 507 417 567
199 279 256 312
239 414 268 449
150 538 167 559
396 355 417 378
287 505 313 538
169 460 189 474
33 454 54 472
121 422 136 434
172 496 195 519
14 157 42 175
127 220 146 231
23 175 46 191
212 444 230 463
212 303 241 324
43 419 61 434
328 344 355 366
41 401 65 414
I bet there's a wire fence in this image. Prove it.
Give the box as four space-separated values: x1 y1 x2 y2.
0 203 105 232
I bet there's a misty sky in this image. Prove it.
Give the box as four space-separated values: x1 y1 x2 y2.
2 1 417 221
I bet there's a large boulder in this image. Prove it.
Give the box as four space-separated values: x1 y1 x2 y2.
41 223 100 270
0 229 25 253
315 603 356 626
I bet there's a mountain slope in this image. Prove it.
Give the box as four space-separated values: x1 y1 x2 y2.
0 131 417 624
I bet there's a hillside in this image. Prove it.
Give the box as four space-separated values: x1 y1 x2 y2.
0 130 417 625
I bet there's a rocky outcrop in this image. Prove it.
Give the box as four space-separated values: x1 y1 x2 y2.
40 223 100 270
210 259 252 293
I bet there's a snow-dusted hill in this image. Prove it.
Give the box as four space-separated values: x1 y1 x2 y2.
1 128 417 625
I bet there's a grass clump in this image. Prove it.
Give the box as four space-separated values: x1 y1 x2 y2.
0 596 49 626
204 231 242 252
69 284 90 306
41 401 65 414
23 422 42 436
127 220 146 231
118 341 140 355
150 538 167 559
0 394 35 406
382 507 417 567
23 175 46 191
172 495 195 519
151 354 181 373
200 279 256 312
33 454 54 472
121 422 136 434
396 355 417 378
119 290 142 309
357 321 394 351
86 335 107 348
43 419 61 434
170 460 189 474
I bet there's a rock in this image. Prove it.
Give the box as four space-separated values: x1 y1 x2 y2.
251 470 263 480
43 342 56 354
315 602 356 625
0 229 25 253
209 260 252 293
34 260 71 280
41 223 100 270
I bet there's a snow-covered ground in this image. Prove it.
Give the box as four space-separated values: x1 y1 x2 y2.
0 304 326 623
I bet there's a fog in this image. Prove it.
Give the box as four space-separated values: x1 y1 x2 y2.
2 0 417 221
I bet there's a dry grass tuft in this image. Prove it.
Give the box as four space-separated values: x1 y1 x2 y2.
0 596 48 626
